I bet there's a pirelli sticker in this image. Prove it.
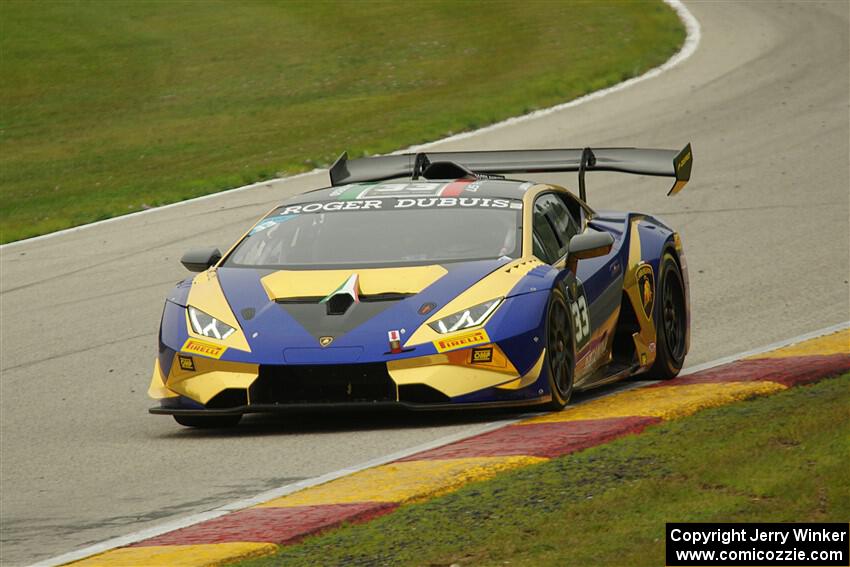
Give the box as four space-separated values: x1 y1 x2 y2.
433 329 490 353
181 338 227 359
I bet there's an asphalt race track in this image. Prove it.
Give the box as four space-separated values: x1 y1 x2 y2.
1 2 848 564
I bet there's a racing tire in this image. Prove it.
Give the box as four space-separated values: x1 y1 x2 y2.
647 252 687 380
173 414 242 428
544 287 576 410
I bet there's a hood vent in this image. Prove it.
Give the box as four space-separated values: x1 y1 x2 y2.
276 292 413 305
326 293 355 316
321 273 360 316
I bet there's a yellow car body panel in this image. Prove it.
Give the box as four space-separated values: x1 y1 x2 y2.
260 265 448 301
185 270 252 353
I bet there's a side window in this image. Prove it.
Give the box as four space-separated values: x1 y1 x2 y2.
532 215 560 264
557 193 585 232
532 193 579 262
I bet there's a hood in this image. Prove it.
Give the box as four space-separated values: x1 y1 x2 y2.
192 257 545 365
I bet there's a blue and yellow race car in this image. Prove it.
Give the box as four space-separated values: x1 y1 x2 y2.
149 146 693 427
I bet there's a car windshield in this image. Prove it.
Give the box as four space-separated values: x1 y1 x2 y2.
224 199 523 268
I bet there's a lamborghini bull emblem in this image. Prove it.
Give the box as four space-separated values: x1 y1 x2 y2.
319 336 334 347
636 264 654 319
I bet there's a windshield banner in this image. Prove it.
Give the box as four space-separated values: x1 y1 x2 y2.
279 197 522 215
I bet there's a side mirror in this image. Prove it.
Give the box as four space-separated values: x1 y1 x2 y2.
568 231 614 260
181 247 222 272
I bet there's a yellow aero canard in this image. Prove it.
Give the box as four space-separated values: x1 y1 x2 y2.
181 338 227 359
433 329 490 353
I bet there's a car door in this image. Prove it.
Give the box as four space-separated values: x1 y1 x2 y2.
533 192 618 382
531 193 591 349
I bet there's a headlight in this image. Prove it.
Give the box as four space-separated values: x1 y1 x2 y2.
188 306 236 340
428 298 502 334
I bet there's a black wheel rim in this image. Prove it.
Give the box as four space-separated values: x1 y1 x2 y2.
662 269 686 362
547 298 574 397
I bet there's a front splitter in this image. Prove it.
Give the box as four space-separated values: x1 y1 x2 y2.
149 395 551 416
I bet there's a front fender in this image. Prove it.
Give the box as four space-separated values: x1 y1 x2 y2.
487 289 551 376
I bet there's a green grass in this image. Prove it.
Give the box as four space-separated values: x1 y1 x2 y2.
237 374 850 567
0 1 685 243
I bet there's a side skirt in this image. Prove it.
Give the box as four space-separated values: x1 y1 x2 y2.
574 361 639 392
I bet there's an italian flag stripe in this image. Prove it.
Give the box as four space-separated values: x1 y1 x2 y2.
441 179 472 197
338 184 371 201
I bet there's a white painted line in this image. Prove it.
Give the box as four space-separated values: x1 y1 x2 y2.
27 511 230 567
0 172 323 251
29 417 522 567
401 0 702 153
1 0 700 252
31 320 848 567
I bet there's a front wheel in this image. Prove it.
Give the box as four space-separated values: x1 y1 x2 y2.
647 252 687 380
544 288 576 410
173 414 242 428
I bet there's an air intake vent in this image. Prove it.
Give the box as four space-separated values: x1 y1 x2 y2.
250 364 396 404
398 384 451 404
277 293 412 305
422 161 475 180
504 258 541 274
326 293 354 315
206 388 248 409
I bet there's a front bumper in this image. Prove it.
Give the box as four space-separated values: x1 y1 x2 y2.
149 342 547 414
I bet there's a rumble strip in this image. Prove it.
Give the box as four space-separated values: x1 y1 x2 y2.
56 327 849 566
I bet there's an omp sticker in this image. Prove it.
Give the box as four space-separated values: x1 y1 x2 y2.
433 329 490 353
181 338 227 359
177 355 196 371
471 347 494 364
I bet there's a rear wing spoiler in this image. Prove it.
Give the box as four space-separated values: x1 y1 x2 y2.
329 144 693 199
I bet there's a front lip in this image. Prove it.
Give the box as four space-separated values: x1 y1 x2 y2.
149 395 550 416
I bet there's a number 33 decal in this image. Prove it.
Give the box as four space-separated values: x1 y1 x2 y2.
571 295 590 344
567 279 591 350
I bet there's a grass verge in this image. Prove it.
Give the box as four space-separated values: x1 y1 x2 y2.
0 1 685 243
236 373 850 566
